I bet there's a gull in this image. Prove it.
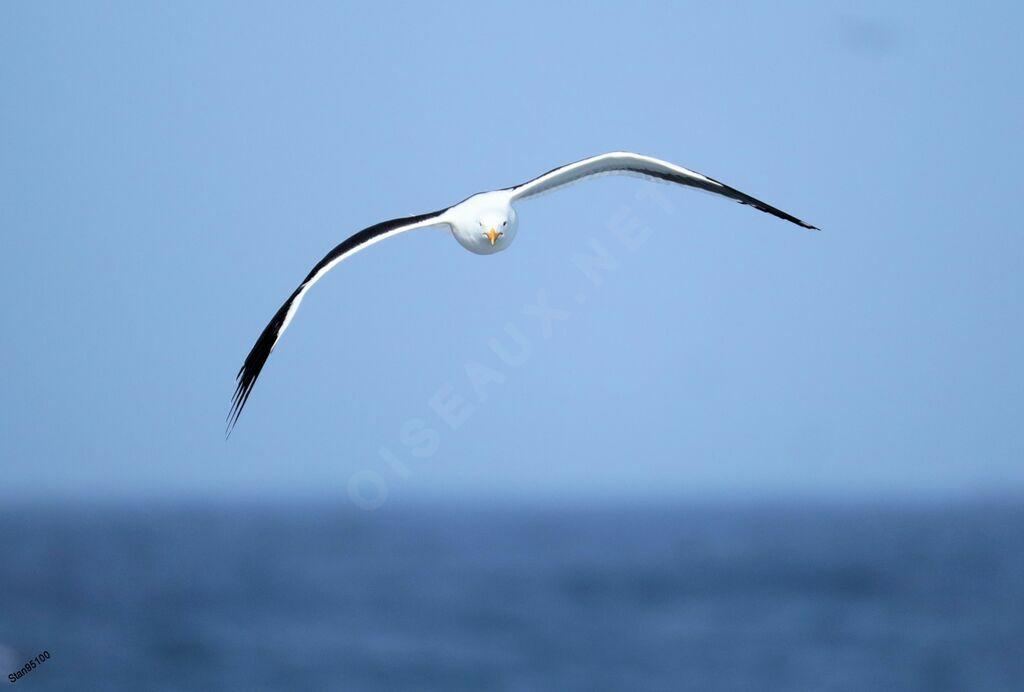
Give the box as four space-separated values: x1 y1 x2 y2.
229 152 817 431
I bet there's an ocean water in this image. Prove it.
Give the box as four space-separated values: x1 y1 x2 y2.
1 502 1022 691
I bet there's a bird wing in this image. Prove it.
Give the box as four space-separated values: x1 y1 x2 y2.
228 209 451 432
508 151 817 230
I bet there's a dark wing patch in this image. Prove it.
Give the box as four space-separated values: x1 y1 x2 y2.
227 209 446 435
640 169 818 230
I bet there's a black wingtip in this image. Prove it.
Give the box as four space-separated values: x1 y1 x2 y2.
226 289 300 437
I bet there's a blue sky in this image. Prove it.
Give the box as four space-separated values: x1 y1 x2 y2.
1 2 1021 505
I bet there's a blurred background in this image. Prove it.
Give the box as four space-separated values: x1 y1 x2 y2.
1 1 1022 690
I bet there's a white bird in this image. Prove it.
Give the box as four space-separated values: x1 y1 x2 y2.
229 152 817 431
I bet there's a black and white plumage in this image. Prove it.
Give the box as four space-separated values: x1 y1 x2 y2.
228 152 817 432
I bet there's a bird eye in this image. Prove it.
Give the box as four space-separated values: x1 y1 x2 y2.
502 221 507 227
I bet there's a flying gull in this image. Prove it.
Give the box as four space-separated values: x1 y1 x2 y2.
229 152 817 432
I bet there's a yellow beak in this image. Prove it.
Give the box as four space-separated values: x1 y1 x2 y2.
484 228 500 246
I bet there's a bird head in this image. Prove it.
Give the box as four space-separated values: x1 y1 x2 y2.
475 208 517 253
449 193 519 255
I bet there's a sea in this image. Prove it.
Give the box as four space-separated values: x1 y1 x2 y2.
1 502 1022 691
